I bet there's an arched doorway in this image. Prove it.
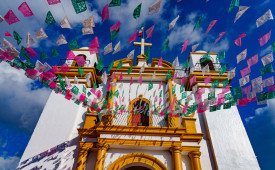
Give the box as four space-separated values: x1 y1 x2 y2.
107 153 168 170
124 166 151 170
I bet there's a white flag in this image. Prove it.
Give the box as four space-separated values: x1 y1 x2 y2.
65 76 72 87
101 71 108 84
113 41 121 55
2 38 13 50
152 71 156 79
172 56 179 68
83 16 95 28
7 47 20 58
251 76 262 89
239 75 250 86
56 34 67 46
236 49 247 64
35 28 48 40
234 6 250 23
263 76 274 88
43 62 52 72
84 72 91 87
247 92 256 100
261 52 273 66
127 50 135 60
192 43 200 52
104 42 113 55
228 67 236 79
35 60 44 72
26 32 36 47
256 9 273 28
82 27 94 35
202 64 209 76
148 0 162 15
140 63 145 73
169 15 179 30
60 16 72 29
0 15 4 23
74 75 79 84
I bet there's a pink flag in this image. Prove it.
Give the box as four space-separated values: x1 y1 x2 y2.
173 72 178 82
79 93 86 102
18 2 34 17
181 76 186 86
26 68 38 76
242 85 251 95
268 84 275 92
182 104 188 113
146 24 155 39
238 97 248 106
190 76 196 85
4 9 20 25
159 80 162 89
159 97 162 105
67 51 75 60
158 57 162 67
95 90 101 98
52 65 60 73
181 38 189 54
240 67 250 77
90 37 99 48
204 20 218 37
258 30 271 47
60 63 70 73
130 77 133 86
119 72 123 81
76 55 86 66
110 21 120 31
154 95 158 102
139 75 143 85
234 32 246 47
128 30 138 44
3 51 13 61
222 85 230 94
48 81 57 89
107 82 111 91
89 47 99 55
214 31 227 44
247 54 258 67
110 72 115 81
5 32 12 37
196 93 202 100
217 97 225 105
47 0 61 5
65 90 72 100
101 4 109 22
204 75 211 85
25 47 38 57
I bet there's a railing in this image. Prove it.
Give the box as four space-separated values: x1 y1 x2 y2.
193 62 230 71
58 59 92 67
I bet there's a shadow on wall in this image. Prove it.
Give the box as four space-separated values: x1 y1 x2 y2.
17 137 79 170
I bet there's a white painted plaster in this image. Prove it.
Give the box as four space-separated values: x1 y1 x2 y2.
100 134 180 141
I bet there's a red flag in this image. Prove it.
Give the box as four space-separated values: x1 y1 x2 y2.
18 2 34 17
234 32 246 47
101 4 109 22
4 9 20 25
128 30 138 44
5 32 12 37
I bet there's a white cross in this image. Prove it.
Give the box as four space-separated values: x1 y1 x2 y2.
133 38 152 55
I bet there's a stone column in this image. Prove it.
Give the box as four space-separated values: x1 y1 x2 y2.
188 151 202 170
170 146 183 170
75 142 93 170
94 143 109 170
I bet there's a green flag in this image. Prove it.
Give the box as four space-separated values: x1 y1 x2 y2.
20 46 30 60
45 11 56 27
12 58 23 69
114 90 119 98
172 85 176 94
13 31 22 45
228 0 239 13
166 70 171 80
162 39 169 52
133 3 142 19
111 31 119 40
210 106 216 112
193 15 203 31
219 64 227 76
182 60 189 70
78 66 84 77
201 50 210 63
68 39 79 50
71 86 79 95
272 42 275 52
223 79 229 87
145 47 150 61
127 66 133 75
97 57 104 72
208 92 215 100
109 0 121 7
180 85 185 93
233 86 242 99
71 0 87 14
109 90 113 99
83 85 86 94
261 63 274 76
159 90 163 98
87 91 91 97
216 51 225 63
93 82 97 90
51 47 60 58
108 60 114 72
257 93 267 102
225 93 233 101
223 103 231 109
117 59 123 70
24 60 35 70
211 79 219 88
148 81 153 91
182 91 187 99
40 50 49 61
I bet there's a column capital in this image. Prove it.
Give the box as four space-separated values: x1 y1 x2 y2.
170 145 182 153
79 141 94 152
188 151 201 158
97 142 110 151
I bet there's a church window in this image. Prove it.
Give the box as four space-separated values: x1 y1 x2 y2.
200 58 215 70
131 99 150 126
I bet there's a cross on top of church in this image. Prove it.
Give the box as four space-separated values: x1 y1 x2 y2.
133 38 152 55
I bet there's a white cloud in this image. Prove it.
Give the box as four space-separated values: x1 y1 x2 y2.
202 38 230 53
0 62 51 134
0 156 20 170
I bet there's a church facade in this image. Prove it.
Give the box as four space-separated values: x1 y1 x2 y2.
18 41 260 169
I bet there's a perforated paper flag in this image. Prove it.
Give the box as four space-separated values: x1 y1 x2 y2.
263 76 274 88
133 3 142 19
110 21 120 40
72 0 87 14
4 10 20 25
67 51 75 60
127 50 135 60
234 32 246 47
26 32 36 47
236 49 247 64
256 9 273 28
205 20 217 37
234 6 249 23
261 52 273 66
90 37 100 48
172 56 179 68
76 55 86 66
259 30 271 47
68 39 79 50
240 67 250 77
13 31 22 45
56 34 67 46
214 31 227 45
192 43 200 52
239 75 249 86
60 16 72 29
169 15 179 30
0 16 4 23
128 30 138 44
113 41 120 55
47 0 61 5
40 51 49 61
83 16 95 28
51 48 59 58
247 54 258 67
146 24 155 39
193 15 203 31
101 4 109 21
242 85 251 95
190 76 196 85
82 27 94 35
25 47 38 57
18 2 33 17
148 0 162 15
181 39 189 54
104 42 113 55
35 28 48 40
45 11 56 27
109 0 121 7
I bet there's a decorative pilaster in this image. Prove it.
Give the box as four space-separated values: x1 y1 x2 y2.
75 141 94 170
170 146 183 170
167 79 180 128
94 142 110 170
188 151 202 170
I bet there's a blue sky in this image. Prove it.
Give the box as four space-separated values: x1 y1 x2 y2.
0 0 274 169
